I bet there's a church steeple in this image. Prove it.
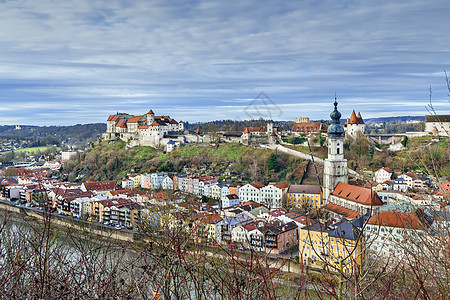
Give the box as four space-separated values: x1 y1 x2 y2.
323 98 348 202
327 98 345 138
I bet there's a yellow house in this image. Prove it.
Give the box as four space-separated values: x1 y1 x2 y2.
130 175 141 188
287 185 322 210
299 218 364 273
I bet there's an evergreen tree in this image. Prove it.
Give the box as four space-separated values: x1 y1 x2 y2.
267 153 278 172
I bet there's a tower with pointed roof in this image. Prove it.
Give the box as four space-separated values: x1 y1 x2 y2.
346 110 366 138
323 99 348 201
146 109 155 125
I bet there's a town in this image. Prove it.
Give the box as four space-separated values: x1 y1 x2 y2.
1 101 448 279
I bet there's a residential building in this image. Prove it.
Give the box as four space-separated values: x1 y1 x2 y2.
81 181 117 194
260 182 288 209
122 179 134 189
365 210 428 257
238 182 264 203
393 178 408 192
223 194 240 208
424 114 450 136
165 140 181 153
140 174 152 189
232 223 256 247
299 217 365 273
263 221 298 255
374 167 393 183
161 175 174 190
398 172 419 189
287 184 322 210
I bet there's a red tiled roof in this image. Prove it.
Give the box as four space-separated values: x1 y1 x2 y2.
138 125 149 129
147 109 154 114
271 181 289 189
100 198 134 208
356 112 365 124
368 211 426 230
404 172 419 178
269 209 285 217
348 110 358 124
243 126 266 133
127 116 142 123
292 215 315 226
250 182 265 189
83 181 117 192
203 214 222 224
242 223 257 231
323 203 360 219
150 121 161 126
116 119 127 128
292 122 322 133
382 167 392 173
332 182 383 206
107 115 119 122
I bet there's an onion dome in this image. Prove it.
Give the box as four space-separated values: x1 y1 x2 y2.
327 98 344 138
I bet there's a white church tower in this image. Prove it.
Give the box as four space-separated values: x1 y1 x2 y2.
323 99 348 202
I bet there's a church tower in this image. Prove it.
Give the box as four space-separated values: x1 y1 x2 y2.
323 99 348 202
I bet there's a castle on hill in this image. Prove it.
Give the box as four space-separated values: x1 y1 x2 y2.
345 110 366 138
103 109 185 148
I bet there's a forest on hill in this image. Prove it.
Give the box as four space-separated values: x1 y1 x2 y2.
0 123 106 146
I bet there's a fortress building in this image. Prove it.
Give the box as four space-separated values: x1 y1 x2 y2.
346 110 366 138
103 109 184 148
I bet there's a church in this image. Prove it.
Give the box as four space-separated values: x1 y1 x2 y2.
322 100 383 219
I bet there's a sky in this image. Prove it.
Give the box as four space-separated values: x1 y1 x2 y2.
0 0 449 126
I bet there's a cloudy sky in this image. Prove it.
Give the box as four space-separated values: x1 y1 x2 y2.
0 0 449 125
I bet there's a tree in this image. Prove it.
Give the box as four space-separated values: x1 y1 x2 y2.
267 153 278 172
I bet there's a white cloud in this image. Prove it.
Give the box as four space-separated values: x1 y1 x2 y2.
0 0 449 125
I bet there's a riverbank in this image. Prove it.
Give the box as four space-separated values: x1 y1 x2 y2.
0 200 138 243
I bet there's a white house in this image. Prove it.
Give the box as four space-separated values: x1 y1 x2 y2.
374 167 393 183
393 178 408 192
248 227 265 252
260 182 288 209
365 210 427 258
71 197 94 219
231 223 256 247
122 179 134 190
165 140 181 153
238 182 265 203
161 176 174 190
398 172 419 189
151 173 166 189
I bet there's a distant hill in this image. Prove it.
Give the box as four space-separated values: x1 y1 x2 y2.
0 123 106 146
364 116 424 124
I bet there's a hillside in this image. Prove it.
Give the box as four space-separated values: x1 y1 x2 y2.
63 141 308 184
0 123 106 146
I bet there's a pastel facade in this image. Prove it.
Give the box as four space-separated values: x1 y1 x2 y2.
287 184 322 210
